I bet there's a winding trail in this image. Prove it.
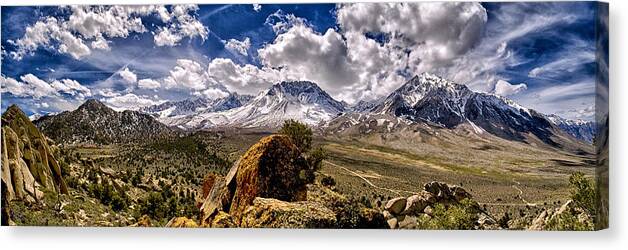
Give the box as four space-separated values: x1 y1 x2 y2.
324 160 417 196
511 178 537 207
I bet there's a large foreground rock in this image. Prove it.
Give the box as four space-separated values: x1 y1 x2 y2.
1 105 68 203
229 135 309 217
240 197 336 228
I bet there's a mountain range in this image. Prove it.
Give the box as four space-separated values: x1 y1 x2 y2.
28 73 595 146
143 81 346 129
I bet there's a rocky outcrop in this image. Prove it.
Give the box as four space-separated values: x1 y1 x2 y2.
239 197 336 228
383 181 495 229
165 217 198 228
528 200 593 230
200 134 312 225
229 135 309 217
1 105 68 203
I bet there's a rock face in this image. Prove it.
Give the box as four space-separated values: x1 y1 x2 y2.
229 135 309 217
240 197 336 228
1 105 68 203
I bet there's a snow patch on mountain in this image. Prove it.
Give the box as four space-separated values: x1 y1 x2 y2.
166 81 346 129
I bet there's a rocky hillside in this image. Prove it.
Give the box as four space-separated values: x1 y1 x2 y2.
34 99 173 145
1 105 68 205
546 114 596 143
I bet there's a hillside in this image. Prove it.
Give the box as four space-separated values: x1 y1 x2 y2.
34 99 173 145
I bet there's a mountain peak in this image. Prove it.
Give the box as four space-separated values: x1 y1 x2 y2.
2 104 29 124
270 81 323 96
78 99 110 111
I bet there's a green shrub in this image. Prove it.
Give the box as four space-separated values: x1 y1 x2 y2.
308 147 326 171
569 172 596 216
416 199 479 230
279 119 312 152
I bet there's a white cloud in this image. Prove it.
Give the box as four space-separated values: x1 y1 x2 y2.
119 67 138 84
253 4 262 12
102 93 161 111
1 74 92 113
138 78 161 89
493 80 527 96
153 27 181 47
1 74 57 99
10 5 208 60
224 37 251 56
258 24 358 94
90 36 110 50
153 5 208 47
95 88 121 97
264 10 308 34
50 78 92 98
337 2 487 69
250 3 488 103
207 58 281 95
528 49 595 78
163 59 212 90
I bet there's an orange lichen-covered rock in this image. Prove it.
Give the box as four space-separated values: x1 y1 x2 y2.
228 135 309 218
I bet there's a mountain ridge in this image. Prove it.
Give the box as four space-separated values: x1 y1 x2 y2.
34 99 173 145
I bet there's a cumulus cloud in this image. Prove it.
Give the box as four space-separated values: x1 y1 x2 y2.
224 37 251 56
258 25 359 93
50 78 92 97
264 10 308 34
242 3 488 103
9 5 208 60
137 78 161 89
153 5 208 47
337 2 486 68
1 74 55 98
1 74 92 114
102 93 161 111
492 80 527 96
162 59 212 90
207 58 282 95
118 67 137 84
253 4 262 12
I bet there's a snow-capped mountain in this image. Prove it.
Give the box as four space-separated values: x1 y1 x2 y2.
368 73 566 145
165 81 346 129
140 93 253 119
546 114 596 143
350 100 380 113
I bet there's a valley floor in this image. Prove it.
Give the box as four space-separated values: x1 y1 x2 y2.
5 130 595 229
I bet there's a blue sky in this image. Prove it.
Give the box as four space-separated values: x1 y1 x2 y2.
0 2 607 121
